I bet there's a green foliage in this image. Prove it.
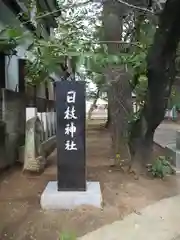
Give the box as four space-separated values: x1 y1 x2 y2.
128 108 142 124
150 156 174 178
59 232 76 240
127 18 156 103
134 75 148 104
0 0 157 93
168 86 180 110
0 27 25 54
25 40 64 84
139 19 156 48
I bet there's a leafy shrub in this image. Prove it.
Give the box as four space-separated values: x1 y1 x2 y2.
150 156 174 178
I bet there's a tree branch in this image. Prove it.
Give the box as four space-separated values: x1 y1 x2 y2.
115 0 154 14
20 0 94 27
98 40 143 49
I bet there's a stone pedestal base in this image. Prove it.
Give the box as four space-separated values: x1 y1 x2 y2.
40 181 102 210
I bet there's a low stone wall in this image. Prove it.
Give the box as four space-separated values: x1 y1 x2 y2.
165 131 180 169
19 136 56 164
0 89 56 170
42 136 56 158
0 89 25 169
22 116 56 172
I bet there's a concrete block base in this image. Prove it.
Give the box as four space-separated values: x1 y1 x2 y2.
166 143 180 168
40 181 102 210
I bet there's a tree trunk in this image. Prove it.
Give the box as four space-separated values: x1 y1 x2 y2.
107 67 132 165
88 89 100 120
105 102 111 128
103 0 133 166
129 0 180 171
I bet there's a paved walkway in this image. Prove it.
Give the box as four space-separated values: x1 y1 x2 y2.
79 195 180 240
173 236 180 240
78 122 180 240
154 122 180 148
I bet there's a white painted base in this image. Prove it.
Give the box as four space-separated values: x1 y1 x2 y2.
40 181 102 210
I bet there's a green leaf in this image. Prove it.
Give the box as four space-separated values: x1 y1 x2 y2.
59 232 76 240
6 27 23 39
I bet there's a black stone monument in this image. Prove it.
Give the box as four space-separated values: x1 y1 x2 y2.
55 81 86 191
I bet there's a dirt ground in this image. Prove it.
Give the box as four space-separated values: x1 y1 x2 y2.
1 120 180 240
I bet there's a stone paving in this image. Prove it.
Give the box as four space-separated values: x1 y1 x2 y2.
171 236 180 240
78 122 180 240
172 236 180 240
79 195 180 240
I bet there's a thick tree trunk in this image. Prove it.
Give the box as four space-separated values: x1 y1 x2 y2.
88 89 100 120
108 67 132 165
129 0 180 171
103 0 133 165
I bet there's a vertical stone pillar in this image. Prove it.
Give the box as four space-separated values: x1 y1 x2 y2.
55 81 86 191
26 107 37 121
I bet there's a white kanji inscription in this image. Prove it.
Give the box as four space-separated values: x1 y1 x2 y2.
64 106 77 120
65 140 77 151
65 122 76 138
67 91 76 103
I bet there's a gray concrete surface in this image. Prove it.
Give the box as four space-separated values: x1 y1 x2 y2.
154 123 180 169
40 181 102 210
79 195 180 240
172 236 180 240
154 123 180 148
